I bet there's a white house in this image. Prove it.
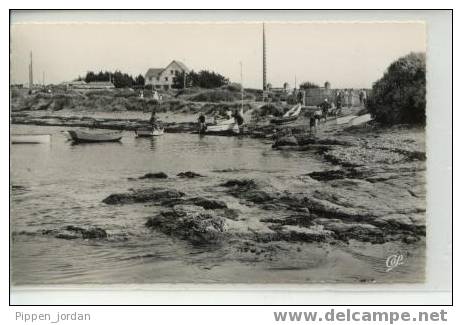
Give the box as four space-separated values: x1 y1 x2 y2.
145 60 189 90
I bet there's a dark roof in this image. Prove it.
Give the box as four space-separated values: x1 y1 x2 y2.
145 60 190 78
145 68 164 78
170 60 189 72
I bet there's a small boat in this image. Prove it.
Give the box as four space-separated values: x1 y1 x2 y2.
270 104 302 124
336 115 355 125
11 134 51 144
202 117 240 135
350 113 372 126
135 127 164 137
67 130 122 143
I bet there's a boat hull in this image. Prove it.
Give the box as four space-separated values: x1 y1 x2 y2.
270 115 299 125
67 130 122 143
135 128 164 137
204 123 240 135
11 134 51 144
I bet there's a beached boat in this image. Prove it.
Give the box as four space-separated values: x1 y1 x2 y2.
11 134 51 144
270 104 302 124
336 115 355 125
203 118 240 135
67 130 122 143
135 127 164 137
350 113 372 126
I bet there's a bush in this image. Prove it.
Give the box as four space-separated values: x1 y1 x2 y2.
252 104 284 117
299 81 320 89
367 52 426 125
189 90 240 102
221 83 242 92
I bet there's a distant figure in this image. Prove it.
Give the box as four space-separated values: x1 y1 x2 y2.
198 113 206 133
336 92 343 115
233 109 245 126
347 89 353 108
360 89 367 106
309 113 317 134
140 91 144 98
149 109 157 127
319 98 330 123
225 109 233 120
297 91 304 104
153 90 160 101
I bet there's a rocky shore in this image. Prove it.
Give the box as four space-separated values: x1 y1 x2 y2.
12 109 426 260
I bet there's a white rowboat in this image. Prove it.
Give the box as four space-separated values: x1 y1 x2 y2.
350 114 372 126
67 130 122 143
11 134 51 144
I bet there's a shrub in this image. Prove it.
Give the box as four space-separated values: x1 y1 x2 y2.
221 83 242 92
367 52 426 125
189 90 240 102
252 104 284 117
299 81 320 90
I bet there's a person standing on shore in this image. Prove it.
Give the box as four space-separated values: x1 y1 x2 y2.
319 98 330 123
347 89 353 108
198 113 206 133
336 92 343 115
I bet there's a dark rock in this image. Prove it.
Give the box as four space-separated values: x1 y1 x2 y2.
185 197 227 209
177 171 204 178
139 172 168 179
64 225 108 239
221 178 258 191
103 187 185 204
158 197 228 210
272 135 298 148
146 205 227 244
308 170 347 181
55 233 80 240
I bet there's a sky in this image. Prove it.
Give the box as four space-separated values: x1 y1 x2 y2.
10 22 426 89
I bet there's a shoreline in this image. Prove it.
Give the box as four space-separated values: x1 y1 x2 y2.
12 110 426 248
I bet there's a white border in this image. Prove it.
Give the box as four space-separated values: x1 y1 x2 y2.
7 9 452 305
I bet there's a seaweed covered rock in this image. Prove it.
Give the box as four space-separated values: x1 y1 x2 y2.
139 172 168 179
103 187 184 204
42 225 108 240
272 135 298 148
146 205 227 244
177 171 204 178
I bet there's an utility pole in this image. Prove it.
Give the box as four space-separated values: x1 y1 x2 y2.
42 71 45 86
28 51 33 90
240 61 243 111
262 23 267 101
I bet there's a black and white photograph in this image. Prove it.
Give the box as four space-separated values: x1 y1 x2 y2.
9 10 447 295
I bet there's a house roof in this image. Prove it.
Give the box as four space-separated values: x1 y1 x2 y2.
170 60 189 72
145 68 164 78
145 60 190 78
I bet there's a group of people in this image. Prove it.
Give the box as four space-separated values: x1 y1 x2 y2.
197 108 245 133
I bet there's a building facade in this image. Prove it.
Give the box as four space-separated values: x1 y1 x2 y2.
145 60 189 90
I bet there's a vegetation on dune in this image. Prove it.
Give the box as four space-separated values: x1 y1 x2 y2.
172 70 229 89
79 70 145 88
299 81 320 89
367 52 426 125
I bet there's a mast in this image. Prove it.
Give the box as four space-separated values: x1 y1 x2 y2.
28 51 33 90
262 23 267 93
240 61 243 111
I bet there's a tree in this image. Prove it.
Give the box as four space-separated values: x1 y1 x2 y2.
299 81 320 89
367 52 426 125
173 70 229 89
134 74 145 87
